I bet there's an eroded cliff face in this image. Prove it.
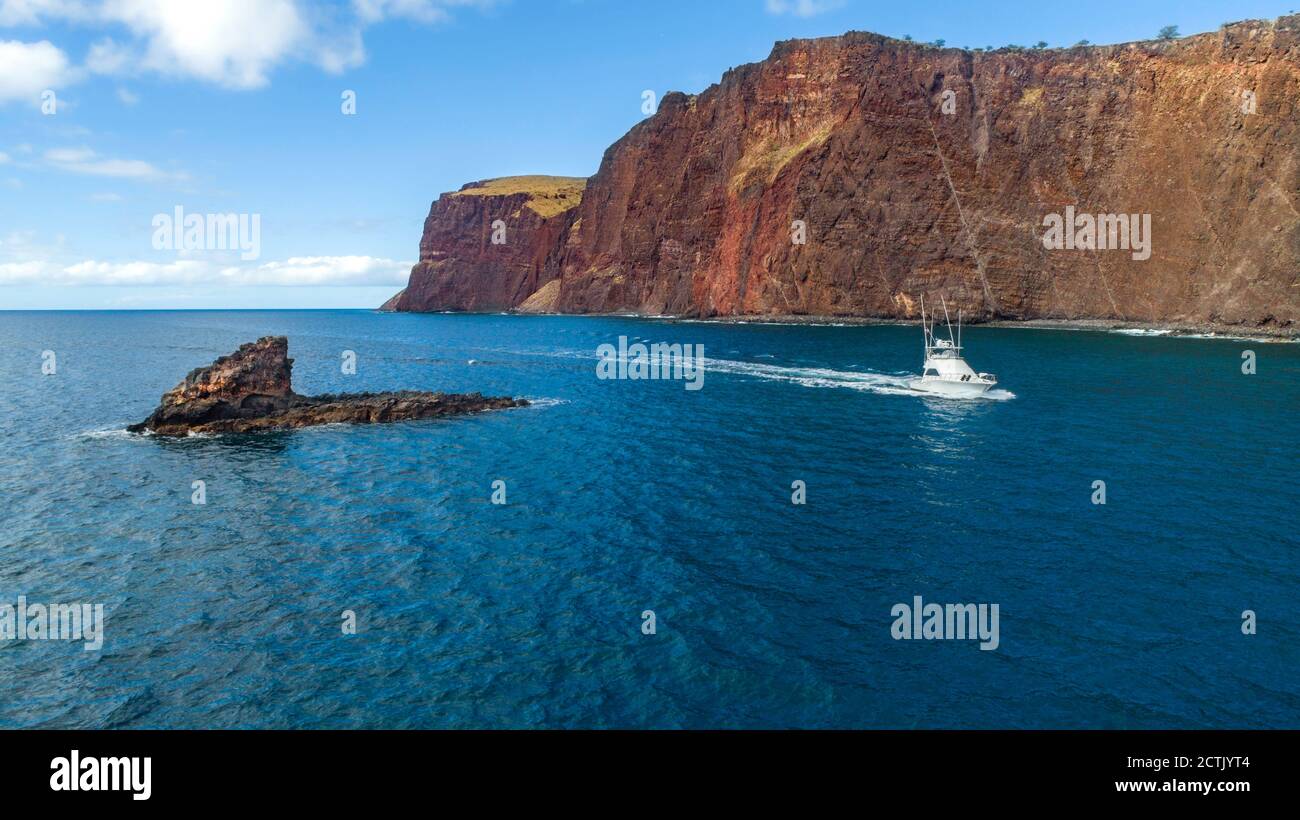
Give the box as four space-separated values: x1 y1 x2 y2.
387 176 585 312
389 18 1300 331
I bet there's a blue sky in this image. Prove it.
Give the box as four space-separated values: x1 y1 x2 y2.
1 0 1295 309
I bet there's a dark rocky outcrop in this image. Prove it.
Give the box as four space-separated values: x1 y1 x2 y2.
129 336 526 436
387 17 1300 336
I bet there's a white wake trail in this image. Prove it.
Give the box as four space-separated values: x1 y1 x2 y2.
701 357 1015 400
700 357 917 396
504 347 1015 401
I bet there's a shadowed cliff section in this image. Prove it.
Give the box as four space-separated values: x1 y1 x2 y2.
387 18 1300 334
386 176 585 312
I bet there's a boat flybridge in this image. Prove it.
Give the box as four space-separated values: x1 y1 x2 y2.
912 295 998 397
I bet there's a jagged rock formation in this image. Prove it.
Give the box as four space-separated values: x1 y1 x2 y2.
387 17 1300 334
128 336 526 436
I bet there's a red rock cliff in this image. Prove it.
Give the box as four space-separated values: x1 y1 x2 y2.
388 18 1300 331
387 176 584 312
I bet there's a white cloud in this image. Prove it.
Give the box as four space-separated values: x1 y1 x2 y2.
0 255 412 285
44 145 181 179
0 151 9 163
0 39 77 103
114 85 137 104
88 191 121 201
98 0 312 88
3 1 493 90
0 260 49 280
223 255 412 286
53 258 208 284
0 1 92 27
764 0 843 17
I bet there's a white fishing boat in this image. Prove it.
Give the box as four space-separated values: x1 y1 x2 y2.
912 296 998 397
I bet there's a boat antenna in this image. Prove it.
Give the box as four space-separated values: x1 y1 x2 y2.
941 296 956 345
958 308 962 350
919 293 928 353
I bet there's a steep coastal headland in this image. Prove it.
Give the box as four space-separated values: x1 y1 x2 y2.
385 17 1299 337
128 336 525 436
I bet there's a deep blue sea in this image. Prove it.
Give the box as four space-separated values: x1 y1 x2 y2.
0 310 1296 728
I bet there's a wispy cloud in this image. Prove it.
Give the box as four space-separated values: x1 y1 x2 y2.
43 146 183 180
353 0 498 25
763 0 844 17
228 255 413 286
0 1 94 28
0 255 413 286
84 36 131 73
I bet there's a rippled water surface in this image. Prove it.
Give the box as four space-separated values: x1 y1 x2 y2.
0 310 1296 728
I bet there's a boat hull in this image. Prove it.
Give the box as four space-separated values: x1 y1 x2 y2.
911 377 994 397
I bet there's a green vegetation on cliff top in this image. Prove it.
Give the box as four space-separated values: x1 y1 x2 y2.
452 175 587 218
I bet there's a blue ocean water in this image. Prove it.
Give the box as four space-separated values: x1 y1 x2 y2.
0 309 1296 729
